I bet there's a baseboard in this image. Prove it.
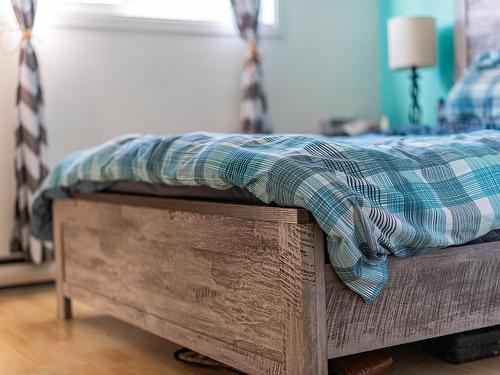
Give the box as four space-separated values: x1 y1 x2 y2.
0 261 55 288
0 253 28 264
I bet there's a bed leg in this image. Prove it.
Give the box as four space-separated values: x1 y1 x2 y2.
53 202 72 320
57 294 72 320
55 252 72 320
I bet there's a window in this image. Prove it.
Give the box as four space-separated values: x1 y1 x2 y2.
48 0 281 35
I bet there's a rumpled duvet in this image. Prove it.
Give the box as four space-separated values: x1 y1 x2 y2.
31 130 500 302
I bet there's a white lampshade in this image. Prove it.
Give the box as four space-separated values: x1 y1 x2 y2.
388 16 437 70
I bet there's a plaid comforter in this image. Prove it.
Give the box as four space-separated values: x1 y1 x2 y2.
32 130 500 302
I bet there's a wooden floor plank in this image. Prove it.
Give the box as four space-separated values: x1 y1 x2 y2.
0 286 498 375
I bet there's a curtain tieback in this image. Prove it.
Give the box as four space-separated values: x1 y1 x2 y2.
246 42 260 62
0 27 36 55
21 29 33 41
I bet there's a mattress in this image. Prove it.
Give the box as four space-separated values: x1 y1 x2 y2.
107 181 500 246
108 181 264 204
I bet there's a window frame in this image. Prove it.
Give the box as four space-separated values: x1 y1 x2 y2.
48 0 283 37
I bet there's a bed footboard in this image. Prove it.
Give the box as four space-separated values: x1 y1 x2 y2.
53 194 328 375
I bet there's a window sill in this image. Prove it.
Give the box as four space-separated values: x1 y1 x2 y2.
47 11 283 38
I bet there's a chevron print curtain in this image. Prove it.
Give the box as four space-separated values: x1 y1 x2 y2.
231 0 272 133
10 0 51 264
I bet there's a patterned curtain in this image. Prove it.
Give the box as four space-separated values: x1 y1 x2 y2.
10 0 50 264
231 0 272 133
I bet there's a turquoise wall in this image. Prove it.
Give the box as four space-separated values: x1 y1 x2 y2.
379 0 455 126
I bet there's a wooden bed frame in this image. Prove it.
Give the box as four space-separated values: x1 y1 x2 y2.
54 2 500 374
454 0 500 77
54 194 500 374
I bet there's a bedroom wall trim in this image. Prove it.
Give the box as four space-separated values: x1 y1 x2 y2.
0 261 54 288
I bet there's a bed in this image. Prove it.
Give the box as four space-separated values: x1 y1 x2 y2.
45 2 499 374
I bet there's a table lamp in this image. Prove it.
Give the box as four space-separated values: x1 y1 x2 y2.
388 16 436 124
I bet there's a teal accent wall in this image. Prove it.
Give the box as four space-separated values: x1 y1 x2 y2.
379 0 455 126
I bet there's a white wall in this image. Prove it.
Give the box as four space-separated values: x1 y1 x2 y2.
0 0 380 255
0 2 19 257
0 51 17 258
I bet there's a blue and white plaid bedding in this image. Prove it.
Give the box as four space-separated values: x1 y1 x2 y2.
32 130 500 302
442 51 500 129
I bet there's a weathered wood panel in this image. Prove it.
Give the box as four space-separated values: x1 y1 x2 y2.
63 215 285 361
279 223 328 375
455 0 500 76
326 242 500 358
76 193 313 224
54 196 327 375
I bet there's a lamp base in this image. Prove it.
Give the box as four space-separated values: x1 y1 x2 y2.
408 66 422 125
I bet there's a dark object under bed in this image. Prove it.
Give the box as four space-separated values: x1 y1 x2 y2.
173 347 394 375
424 325 500 364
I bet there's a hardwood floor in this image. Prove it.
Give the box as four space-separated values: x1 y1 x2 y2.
0 286 498 375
